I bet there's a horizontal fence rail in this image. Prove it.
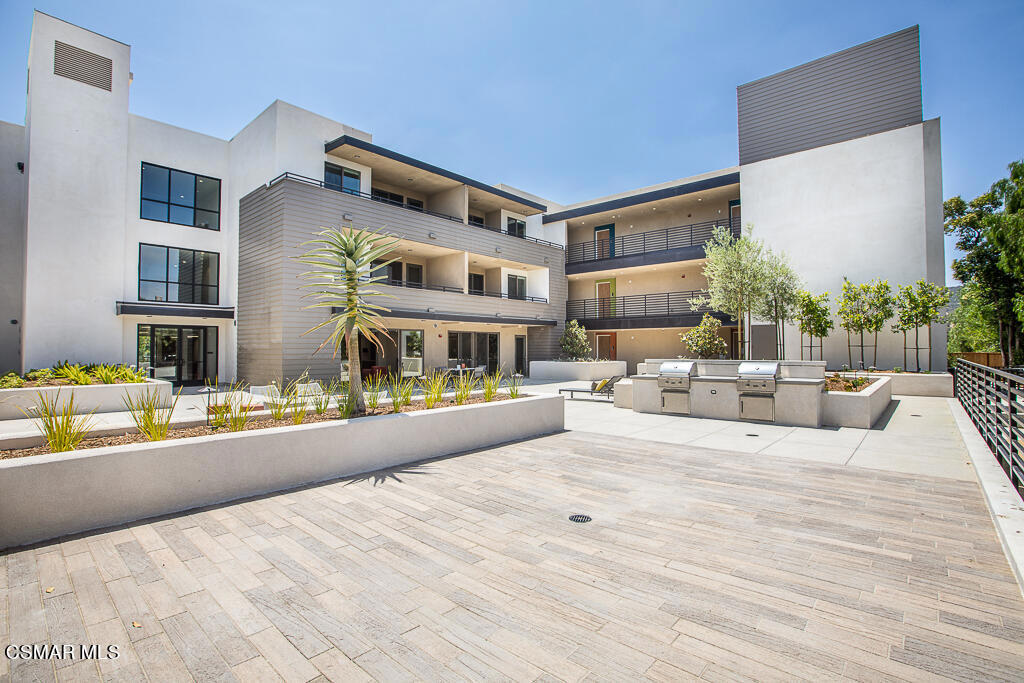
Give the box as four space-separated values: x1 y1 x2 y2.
268 172 563 249
566 290 713 320
955 359 1024 499
565 219 740 264
379 279 463 294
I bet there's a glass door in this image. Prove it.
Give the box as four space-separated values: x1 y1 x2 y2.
152 327 178 382
515 335 526 375
400 330 423 377
138 324 218 385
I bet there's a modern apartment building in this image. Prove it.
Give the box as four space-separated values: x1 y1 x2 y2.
0 13 944 381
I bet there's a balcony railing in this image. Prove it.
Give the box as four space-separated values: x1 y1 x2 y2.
565 218 740 265
566 289 713 320
955 359 1024 499
467 288 547 304
380 279 464 294
268 172 563 249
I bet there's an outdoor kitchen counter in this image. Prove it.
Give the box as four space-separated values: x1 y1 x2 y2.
630 372 825 428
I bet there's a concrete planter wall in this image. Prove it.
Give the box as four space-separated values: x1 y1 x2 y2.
0 379 171 420
529 360 627 381
823 377 892 428
0 394 564 550
839 372 952 397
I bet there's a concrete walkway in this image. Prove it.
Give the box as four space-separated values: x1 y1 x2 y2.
532 380 975 482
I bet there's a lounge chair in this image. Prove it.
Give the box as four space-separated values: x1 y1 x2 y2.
559 375 623 401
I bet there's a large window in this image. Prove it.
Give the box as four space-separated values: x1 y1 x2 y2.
448 332 498 372
508 274 527 300
139 244 219 304
140 162 220 230
507 217 526 237
371 188 403 205
325 163 361 195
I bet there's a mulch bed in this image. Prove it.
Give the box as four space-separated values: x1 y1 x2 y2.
0 394 517 460
2 378 141 388
825 375 876 392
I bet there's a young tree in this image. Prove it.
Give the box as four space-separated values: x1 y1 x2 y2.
893 280 950 372
864 280 895 368
702 225 767 360
296 226 398 414
795 291 833 361
836 278 870 368
680 313 728 359
560 320 592 360
916 280 951 372
891 284 918 371
754 249 801 359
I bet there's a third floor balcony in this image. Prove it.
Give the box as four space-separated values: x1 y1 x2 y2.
566 289 734 330
565 218 740 271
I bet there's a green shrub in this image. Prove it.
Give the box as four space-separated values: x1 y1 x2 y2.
0 372 25 389
482 371 503 402
311 378 337 415
225 392 253 432
53 363 92 385
24 368 52 382
24 390 95 453
123 388 181 441
680 313 728 359
364 373 385 412
559 320 592 360
117 365 148 383
92 364 121 384
337 389 355 419
387 372 415 413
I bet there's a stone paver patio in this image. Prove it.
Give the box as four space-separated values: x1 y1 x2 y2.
3 420 1024 681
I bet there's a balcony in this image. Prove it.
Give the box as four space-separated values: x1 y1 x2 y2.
565 219 740 273
377 279 548 304
566 290 733 330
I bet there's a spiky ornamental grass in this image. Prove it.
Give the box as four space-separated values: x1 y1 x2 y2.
296 226 399 415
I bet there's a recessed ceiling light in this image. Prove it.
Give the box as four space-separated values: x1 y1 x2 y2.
354 154 360 158
407 178 413 182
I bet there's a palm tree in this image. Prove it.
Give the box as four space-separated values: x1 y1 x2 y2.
296 226 398 414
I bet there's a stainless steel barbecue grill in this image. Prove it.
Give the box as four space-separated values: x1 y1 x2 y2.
736 361 779 421
657 361 696 414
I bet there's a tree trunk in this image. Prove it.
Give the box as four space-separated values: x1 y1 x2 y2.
873 331 878 368
927 323 933 373
780 316 786 360
998 317 1007 368
800 331 804 361
859 329 865 368
347 331 365 414
847 329 852 368
914 325 921 373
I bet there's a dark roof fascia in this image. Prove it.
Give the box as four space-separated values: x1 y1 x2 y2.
116 302 235 319
332 306 556 327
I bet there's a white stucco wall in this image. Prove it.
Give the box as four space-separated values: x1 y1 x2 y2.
739 121 945 370
0 121 27 373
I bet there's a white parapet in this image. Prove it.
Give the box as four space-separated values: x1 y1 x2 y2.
0 379 172 420
529 360 628 381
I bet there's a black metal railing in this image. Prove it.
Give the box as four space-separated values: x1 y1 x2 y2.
566 290 713 320
468 289 547 304
268 172 563 249
378 279 464 294
565 218 740 264
955 359 1024 499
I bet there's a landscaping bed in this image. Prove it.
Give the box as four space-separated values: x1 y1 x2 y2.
824 374 876 392
1 394 512 459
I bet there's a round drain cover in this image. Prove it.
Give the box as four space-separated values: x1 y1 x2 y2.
568 514 592 524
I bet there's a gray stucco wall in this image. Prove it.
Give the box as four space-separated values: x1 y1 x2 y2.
0 121 27 373
238 177 566 383
737 26 923 165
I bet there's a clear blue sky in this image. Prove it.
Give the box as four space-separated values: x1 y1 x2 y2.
1 1 1021 284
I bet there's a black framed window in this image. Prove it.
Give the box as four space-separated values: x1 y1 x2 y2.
406 264 423 286
507 217 526 237
406 197 424 211
468 273 484 293
468 215 484 227
139 243 219 304
325 163 361 195
371 188 403 205
140 162 220 230
508 274 526 299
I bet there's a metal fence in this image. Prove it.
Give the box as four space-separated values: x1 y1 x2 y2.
565 219 739 264
566 290 713 320
955 359 1024 499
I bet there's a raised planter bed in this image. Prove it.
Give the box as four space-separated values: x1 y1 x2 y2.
0 379 172 420
0 394 564 550
529 360 627 381
823 376 892 428
838 371 952 397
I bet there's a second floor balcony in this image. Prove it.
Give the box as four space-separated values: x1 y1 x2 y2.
567 289 734 329
565 218 740 271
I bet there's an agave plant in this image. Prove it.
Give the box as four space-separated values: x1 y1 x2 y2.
482 371 504 402
91 364 121 384
117 365 148 383
296 226 399 414
123 388 181 441
23 390 95 453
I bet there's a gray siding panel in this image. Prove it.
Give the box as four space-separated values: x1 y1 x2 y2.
238 178 566 383
737 26 922 165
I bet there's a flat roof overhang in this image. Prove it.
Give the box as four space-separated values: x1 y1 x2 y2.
324 135 547 215
543 171 740 223
565 244 708 275
574 311 734 330
116 302 235 319
332 307 556 327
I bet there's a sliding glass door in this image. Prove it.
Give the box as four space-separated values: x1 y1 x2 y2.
448 331 498 371
138 324 218 385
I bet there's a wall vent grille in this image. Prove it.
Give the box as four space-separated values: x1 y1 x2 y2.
53 40 112 91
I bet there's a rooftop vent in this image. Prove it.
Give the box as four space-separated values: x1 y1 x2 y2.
54 41 112 92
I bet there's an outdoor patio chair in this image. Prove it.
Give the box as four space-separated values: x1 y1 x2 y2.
558 375 623 401
472 365 486 378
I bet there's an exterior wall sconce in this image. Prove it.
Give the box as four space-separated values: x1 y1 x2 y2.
428 232 437 239
495 247 502 253
342 213 353 221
